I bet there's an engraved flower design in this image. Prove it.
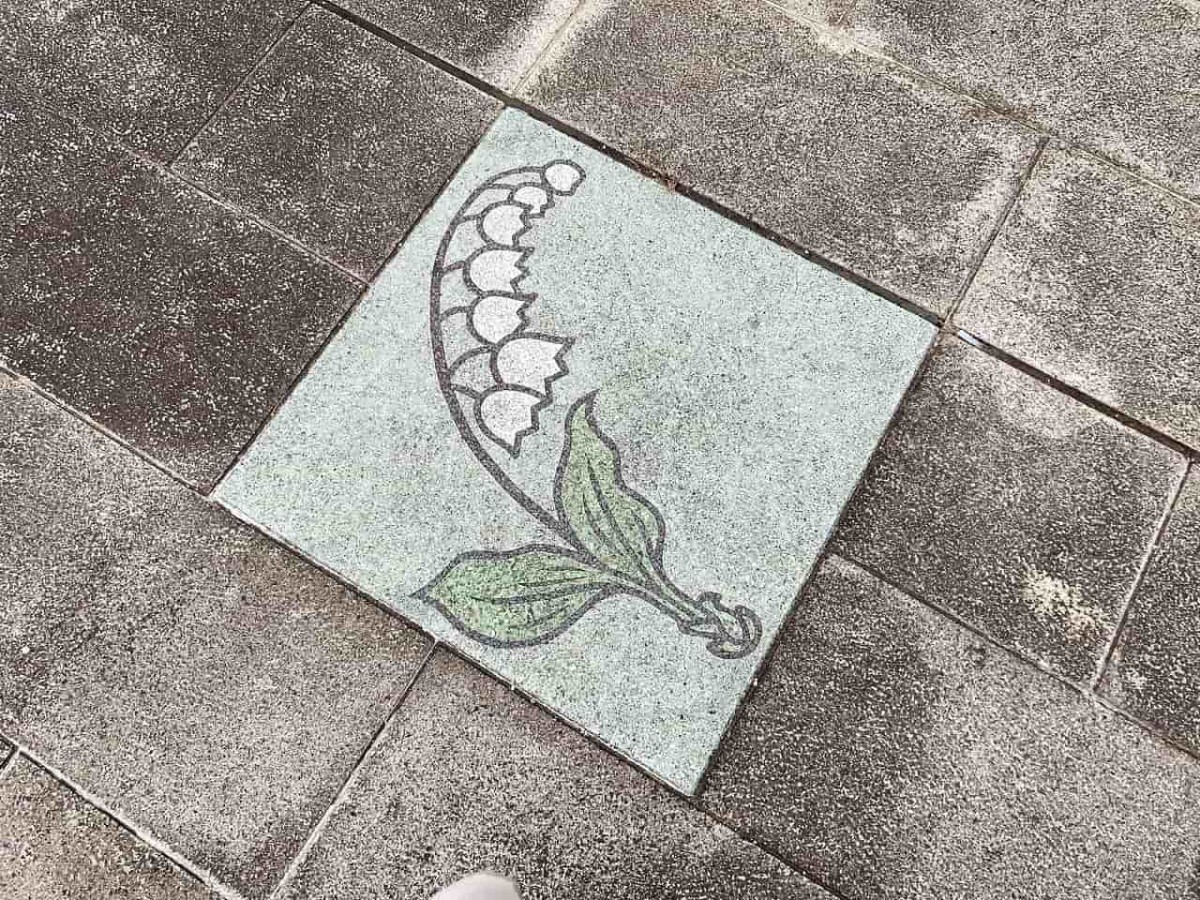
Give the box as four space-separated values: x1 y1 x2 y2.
421 159 764 661
432 161 585 455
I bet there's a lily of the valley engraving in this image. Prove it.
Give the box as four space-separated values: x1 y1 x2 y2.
418 161 763 660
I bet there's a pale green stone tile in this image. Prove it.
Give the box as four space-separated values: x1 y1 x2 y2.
216 109 933 792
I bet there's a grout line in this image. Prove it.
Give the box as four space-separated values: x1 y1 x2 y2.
266 644 439 900
1091 458 1192 690
0 361 203 493
0 746 19 781
167 2 312 167
510 0 594 95
168 164 366 284
955 330 1196 459
10 744 248 899
758 0 1200 216
309 0 943 330
9 84 366 284
700 802 856 900
835 551 1200 766
947 137 1048 323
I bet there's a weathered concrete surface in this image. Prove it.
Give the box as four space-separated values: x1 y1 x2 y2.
832 337 1186 682
958 147 1200 450
0 371 430 898
1102 470 1200 758
848 0 1200 201
176 8 500 278
0 88 360 488
338 0 581 88
703 555 1200 899
0 0 303 159
275 651 833 900
0 756 213 900
520 0 1039 315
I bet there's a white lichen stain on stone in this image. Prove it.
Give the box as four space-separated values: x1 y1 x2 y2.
37 0 84 24
981 355 1097 441
517 0 617 90
1023 568 1111 641
1122 667 1149 692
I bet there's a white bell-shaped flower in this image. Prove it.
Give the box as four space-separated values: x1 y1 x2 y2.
544 161 584 195
481 203 527 246
495 336 570 395
478 388 543 453
471 295 528 343
468 249 529 294
512 185 550 215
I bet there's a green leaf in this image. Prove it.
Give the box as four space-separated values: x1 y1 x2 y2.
416 546 617 647
554 395 666 586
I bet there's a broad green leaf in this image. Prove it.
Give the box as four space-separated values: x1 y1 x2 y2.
554 395 665 586
416 546 616 646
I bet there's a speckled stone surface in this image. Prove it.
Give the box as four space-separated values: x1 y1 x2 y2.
846 0 1200 201
0 0 303 160
831 337 1186 682
777 0 856 25
768 0 864 25
338 0 581 88
0 756 212 900
176 8 499 279
0 739 11 766
702 555 1200 899
518 0 1038 315
1102 470 1200 756
0 89 360 489
216 109 933 792
958 148 1200 449
0 372 431 898
275 651 832 900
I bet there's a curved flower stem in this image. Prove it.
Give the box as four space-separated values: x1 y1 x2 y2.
587 557 762 659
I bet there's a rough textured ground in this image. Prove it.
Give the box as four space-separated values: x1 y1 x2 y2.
1 1 1197 898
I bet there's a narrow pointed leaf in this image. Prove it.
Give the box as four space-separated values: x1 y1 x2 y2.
554 396 666 585
416 546 616 647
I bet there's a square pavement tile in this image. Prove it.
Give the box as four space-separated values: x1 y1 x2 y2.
0 372 431 898
702 555 1200 899
275 651 831 900
831 336 1185 682
846 0 1200 202
0 0 303 160
0 756 212 900
1102 469 1200 756
337 0 581 88
518 0 1039 316
958 148 1200 450
176 8 500 279
215 109 934 792
0 90 360 489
